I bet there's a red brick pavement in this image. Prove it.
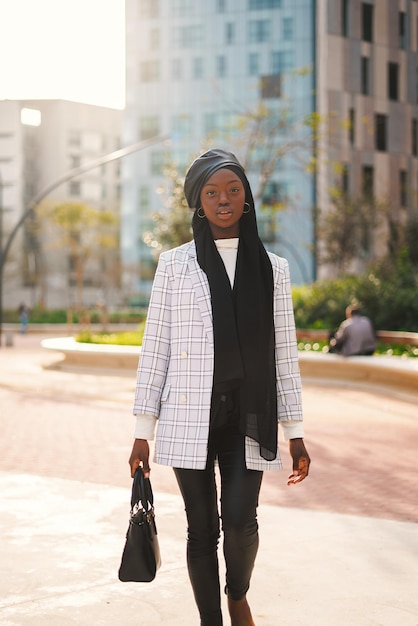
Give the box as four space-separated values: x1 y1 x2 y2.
1 334 417 523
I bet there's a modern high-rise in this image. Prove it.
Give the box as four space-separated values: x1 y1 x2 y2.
316 0 418 273
122 0 317 299
122 0 418 300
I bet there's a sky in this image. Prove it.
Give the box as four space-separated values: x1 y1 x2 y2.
0 0 126 110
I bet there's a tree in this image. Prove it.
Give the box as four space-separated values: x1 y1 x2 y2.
233 101 317 208
144 92 320 255
318 190 386 275
319 193 359 273
143 162 193 255
37 201 119 307
404 216 418 267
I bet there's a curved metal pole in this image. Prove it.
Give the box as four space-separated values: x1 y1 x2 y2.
0 134 169 346
0 135 169 272
275 235 311 284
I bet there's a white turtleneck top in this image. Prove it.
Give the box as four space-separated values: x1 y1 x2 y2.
214 237 239 287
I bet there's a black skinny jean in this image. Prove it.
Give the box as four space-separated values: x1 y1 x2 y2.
174 423 263 626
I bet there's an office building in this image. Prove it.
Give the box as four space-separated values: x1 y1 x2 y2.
0 99 122 309
122 0 418 299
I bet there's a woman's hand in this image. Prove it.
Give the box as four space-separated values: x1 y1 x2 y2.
128 439 150 478
287 438 310 485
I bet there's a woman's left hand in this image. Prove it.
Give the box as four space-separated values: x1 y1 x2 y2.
287 438 310 485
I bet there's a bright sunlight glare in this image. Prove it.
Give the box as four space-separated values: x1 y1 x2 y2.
0 0 125 109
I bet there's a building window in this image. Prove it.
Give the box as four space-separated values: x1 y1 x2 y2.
249 0 281 8
400 170 408 206
217 0 226 12
248 20 271 43
173 25 204 48
192 57 204 79
416 68 418 104
342 164 349 194
271 50 294 74
140 61 160 82
412 119 418 156
139 116 160 140
361 56 370 95
150 151 165 176
226 22 235 44
399 12 406 49
362 3 373 43
68 130 81 148
283 17 294 41
204 111 234 135
388 62 399 100
20 108 41 126
69 181 81 196
349 108 355 146
216 55 227 78
172 58 182 80
248 52 259 75
70 155 81 169
342 0 349 37
149 28 160 49
171 115 192 140
260 75 281 98
262 181 282 207
139 0 159 18
172 0 193 16
139 185 149 209
375 114 387 152
362 165 374 198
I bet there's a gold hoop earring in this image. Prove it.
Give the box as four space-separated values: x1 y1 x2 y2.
243 202 251 214
197 208 206 219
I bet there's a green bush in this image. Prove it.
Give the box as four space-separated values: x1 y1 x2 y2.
292 256 418 332
2 308 147 325
3 308 69 323
292 277 359 330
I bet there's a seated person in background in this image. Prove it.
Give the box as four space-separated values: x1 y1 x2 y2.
329 305 376 356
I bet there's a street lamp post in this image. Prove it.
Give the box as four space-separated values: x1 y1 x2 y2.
0 134 169 347
0 168 3 346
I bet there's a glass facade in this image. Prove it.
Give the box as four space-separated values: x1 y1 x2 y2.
122 0 317 297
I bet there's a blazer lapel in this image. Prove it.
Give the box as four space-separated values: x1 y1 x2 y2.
187 243 214 347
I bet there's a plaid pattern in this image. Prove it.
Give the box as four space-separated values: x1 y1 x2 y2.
133 241 303 471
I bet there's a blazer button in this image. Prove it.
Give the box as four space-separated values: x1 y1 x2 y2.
180 395 187 403
181 351 187 358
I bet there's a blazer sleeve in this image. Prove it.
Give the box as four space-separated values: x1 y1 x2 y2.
133 254 171 418
271 255 303 423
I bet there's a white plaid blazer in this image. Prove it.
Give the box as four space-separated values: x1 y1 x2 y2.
133 240 303 471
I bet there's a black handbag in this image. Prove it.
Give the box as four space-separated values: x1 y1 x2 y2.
118 467 161 582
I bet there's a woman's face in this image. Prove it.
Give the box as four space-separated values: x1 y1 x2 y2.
199 168 245 239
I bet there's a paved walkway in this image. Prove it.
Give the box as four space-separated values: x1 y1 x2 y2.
0 333 417 625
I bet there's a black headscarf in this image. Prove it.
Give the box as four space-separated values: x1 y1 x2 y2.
184 149 278 461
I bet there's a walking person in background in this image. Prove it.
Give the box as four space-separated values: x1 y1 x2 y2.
18 303 29 335
329 305 376 356
128 149 310 626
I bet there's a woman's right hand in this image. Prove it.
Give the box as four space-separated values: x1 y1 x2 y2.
128 438 150 478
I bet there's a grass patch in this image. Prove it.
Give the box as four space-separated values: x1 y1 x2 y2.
76 323 145 346
76 327 417 358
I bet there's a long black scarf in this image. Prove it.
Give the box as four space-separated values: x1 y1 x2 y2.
185 150 278 461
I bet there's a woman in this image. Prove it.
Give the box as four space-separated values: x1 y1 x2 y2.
129 149 310 626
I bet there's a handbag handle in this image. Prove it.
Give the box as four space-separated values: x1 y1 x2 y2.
130 467 154 513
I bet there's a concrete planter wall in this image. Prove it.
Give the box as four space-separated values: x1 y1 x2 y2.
41 336 418 399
